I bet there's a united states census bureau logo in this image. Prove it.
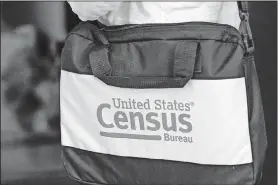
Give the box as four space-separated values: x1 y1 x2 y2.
96 98 194 143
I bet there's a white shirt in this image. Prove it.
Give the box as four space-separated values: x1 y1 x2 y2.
68 2 241 29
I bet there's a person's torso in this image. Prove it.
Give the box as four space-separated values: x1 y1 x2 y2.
98 2 240 29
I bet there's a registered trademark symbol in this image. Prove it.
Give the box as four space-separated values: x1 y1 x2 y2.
190 102 194 106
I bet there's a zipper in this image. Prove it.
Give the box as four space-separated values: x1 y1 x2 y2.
87 21 243 49
96 21 239 35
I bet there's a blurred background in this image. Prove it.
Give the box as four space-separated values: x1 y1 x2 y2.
1 2 277 185
1 2 80 184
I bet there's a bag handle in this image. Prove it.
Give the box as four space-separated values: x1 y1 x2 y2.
88 24 200 88
88 25 112 77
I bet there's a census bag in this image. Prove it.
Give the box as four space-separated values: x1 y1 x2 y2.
60 2 267 185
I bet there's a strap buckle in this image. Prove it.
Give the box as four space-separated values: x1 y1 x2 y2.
239 11 254 53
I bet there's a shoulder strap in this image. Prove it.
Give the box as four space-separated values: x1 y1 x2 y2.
238 1 249 13
237 1 254 54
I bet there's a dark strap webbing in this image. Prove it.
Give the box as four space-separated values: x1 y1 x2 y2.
99 76 191 89
89 45 111 77
194 43 202 73
237 1 254 54
238 1 249 13
88 24 111 77
93 40 200 88
96 41 199 88
174 41 200 77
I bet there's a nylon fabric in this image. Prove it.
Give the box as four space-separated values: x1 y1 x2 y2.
61 22 245 79
62 146 254 185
